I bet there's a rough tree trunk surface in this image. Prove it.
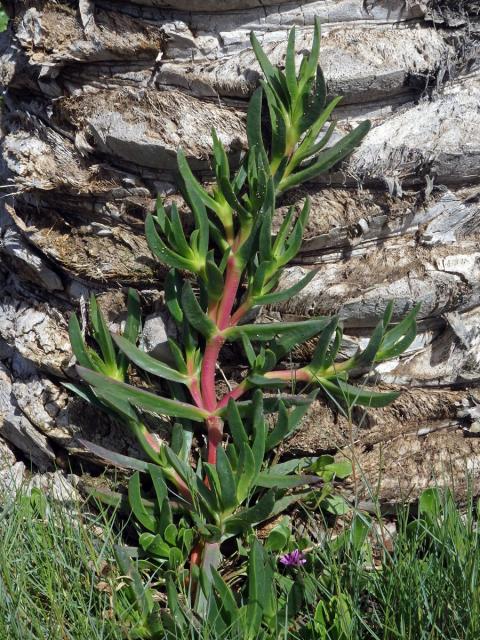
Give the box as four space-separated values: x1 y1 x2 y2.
0 0 479 503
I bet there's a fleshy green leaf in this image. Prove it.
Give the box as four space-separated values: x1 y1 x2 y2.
77 366 209 421
225 317 330 343
89 296 117 372
112 334 188 384
255 472 320 489
320 378 400 409
145 213 197 272
181 282 217 339
78 439 148 472
246 87 265 154
128 472 156 532
254 268 318 305
278 120 371 193
216 446 237 512
68 314 95 370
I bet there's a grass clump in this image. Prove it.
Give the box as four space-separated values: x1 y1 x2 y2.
0 489 122 640
1 485 479 640
310 488 480 640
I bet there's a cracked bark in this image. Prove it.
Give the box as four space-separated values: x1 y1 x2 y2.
0 0 479 501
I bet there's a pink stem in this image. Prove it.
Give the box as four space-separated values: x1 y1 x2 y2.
201 335 224 412
216 256 242 330
171 472 193 502
189 378 204 409
201 253 243 463
265 368 312 383
216 380 249 409
206 416 223 465
229 299 251 327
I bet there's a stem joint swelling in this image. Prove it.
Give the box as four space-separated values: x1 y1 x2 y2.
68 17 420 636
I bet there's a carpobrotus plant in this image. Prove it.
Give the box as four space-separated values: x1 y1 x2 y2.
67 20 419 637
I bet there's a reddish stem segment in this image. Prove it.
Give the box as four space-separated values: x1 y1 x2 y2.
216 380 249 409
206 416 223 465
201 335 225 412
189 378 204 409
264 368 312 383
216 256 242 330
229 299 251 327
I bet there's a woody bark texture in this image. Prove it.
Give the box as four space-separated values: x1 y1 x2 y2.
0 0 479 501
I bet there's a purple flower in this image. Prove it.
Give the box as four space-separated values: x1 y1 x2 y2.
279 549 307 567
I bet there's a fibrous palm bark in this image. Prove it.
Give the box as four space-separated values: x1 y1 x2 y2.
0 0 479 501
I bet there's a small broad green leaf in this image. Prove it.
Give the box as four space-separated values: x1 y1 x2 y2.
310 456 352 481
148 464 168 509
139 533 170 558
216 446 237 512
269 457 318 476
128 472 156 532
236 442 256 503
269 489 314 517
324 494 350 516
164 523 178 546
266 519 291 552
349 514 372 551
419 487 442 521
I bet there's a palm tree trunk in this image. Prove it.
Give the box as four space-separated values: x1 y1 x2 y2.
0 0 479 500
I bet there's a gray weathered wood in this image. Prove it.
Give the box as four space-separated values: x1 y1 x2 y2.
0 0 479 500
